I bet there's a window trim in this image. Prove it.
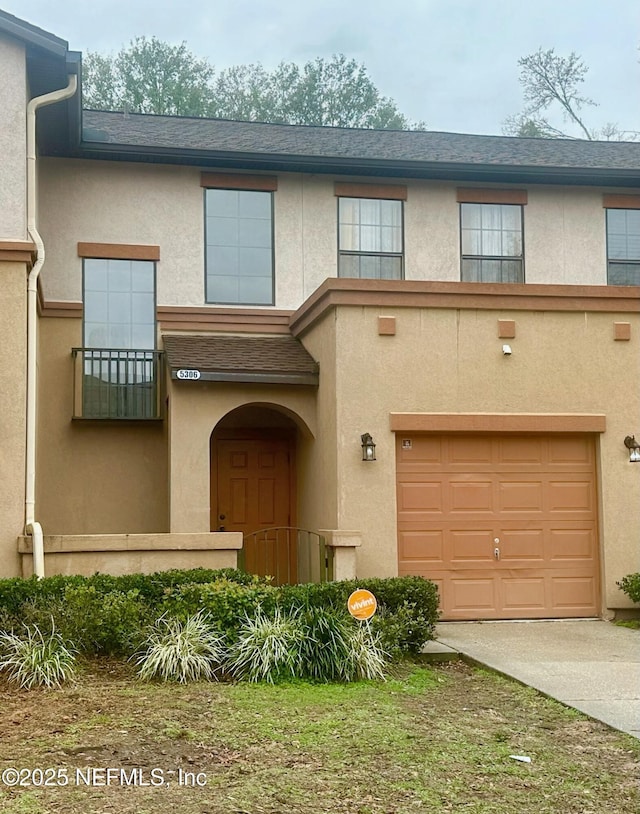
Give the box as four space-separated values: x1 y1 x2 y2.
336 196 405 281
459 202 525 284
204 187 276 307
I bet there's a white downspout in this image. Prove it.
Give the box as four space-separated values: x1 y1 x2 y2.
25 74 78 578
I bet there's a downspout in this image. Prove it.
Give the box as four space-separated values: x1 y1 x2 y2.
25 74 78 578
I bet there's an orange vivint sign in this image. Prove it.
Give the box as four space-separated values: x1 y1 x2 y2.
347 589 377 620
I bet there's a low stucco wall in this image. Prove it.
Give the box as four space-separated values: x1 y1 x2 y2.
18 532 242 577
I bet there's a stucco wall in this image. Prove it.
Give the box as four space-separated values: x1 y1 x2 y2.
0 261 27 576
38 159 618 312
0 34 26 239
36 317 168 535
298 301 640 611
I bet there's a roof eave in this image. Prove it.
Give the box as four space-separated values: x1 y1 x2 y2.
73 141 640 186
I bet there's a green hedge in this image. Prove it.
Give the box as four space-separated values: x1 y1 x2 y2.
617 573 640 603
0 569 439 658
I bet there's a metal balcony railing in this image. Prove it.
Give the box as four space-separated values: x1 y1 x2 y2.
72 348 163 419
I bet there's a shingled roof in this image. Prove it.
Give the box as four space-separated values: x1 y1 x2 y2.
163 334 319 386
78 110 640 186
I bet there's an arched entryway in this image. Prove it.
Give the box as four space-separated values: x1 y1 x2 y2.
210 404 305 582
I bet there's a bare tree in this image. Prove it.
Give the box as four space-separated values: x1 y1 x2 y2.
504 48 634 140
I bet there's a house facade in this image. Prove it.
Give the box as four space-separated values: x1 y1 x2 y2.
1 10 639 619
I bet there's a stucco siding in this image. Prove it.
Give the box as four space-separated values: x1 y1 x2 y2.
0 34 26 239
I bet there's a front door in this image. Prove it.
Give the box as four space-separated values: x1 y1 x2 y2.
213 436 294 581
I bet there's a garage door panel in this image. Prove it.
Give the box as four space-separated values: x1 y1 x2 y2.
502 577 546 610
548 437 592 465
449 436 493 465
449 480 493 512
548 480 593 513
397 435 443 464
398 530 444 562
450 577 496 611
498 480 544 512
397 481 443 513
397 433 599 620
551 576 597 610
450 529 495 562
549 527 596 561
499 529 545 561
498 437 544 464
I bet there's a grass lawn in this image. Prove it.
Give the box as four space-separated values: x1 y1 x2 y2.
0 659 637 814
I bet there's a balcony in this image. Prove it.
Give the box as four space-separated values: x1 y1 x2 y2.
72 348 163 420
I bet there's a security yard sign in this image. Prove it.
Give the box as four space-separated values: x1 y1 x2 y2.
347 589 377 620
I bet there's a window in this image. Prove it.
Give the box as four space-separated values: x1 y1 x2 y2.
461 203 524 283
205 189 274 305
606 209 640 285
79 257 160 419
338 197 403 279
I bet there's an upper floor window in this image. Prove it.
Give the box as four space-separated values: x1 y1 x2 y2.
337 187 404 279
460 203 524 283
84 258 156 349
606 209 640 285
77 245 161 419
205 188 274 305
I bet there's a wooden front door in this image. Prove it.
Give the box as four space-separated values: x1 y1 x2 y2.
213 436 294 581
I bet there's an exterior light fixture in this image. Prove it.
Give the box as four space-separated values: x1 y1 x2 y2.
624 435 640 463
361 433 376 461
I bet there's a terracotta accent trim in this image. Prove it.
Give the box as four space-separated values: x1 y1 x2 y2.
0 240 37 268
389 413 606 434
602 194 640 210
290 279 640 336
614 322 631 341
200 172 278 191
334 182 407 201
158 305 294 334
457 188 528 205
498 319 516 338
40 300 83 319
378 316 396 335
77 243 160 261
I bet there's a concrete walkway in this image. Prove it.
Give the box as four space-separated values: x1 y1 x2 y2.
435 620 640 739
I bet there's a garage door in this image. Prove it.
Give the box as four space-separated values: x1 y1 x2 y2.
397 434 600 620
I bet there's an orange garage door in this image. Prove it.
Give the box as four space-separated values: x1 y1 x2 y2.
397 434 600 620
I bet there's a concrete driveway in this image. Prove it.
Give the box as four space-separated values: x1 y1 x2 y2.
435 620 640 739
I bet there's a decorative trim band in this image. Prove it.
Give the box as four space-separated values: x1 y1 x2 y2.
457 188 528 205
334 182 407 200
77 243 160 261
602 194 640 210
389 413 606 434
200 173 278 191
158 306 293 334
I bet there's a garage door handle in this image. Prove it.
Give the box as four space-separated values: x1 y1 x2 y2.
494 538 500 560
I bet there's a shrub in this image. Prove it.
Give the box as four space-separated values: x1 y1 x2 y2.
617 573 640 603
276 576 439 654
135 612 226 683
0 624 76 688
227 608 306 683
298 607 354 681
161 579 277 636
344 622 387 681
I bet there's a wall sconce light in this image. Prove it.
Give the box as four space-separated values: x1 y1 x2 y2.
624 435 640 463
361 433 376 461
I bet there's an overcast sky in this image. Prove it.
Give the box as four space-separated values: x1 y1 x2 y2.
6 0 640 137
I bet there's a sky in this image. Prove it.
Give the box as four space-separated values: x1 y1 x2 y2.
5 0 640 137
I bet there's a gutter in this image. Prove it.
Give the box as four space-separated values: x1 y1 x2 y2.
25 74 78 578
